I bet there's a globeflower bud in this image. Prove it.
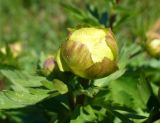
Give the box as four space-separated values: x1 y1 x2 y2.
146 19 160 57
9 42 22 57
57 27 118 79
146 39 160 57
0 42 22 57
42 57 56 75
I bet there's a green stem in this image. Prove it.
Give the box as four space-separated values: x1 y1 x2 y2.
68 78 90 110
68 91 76 110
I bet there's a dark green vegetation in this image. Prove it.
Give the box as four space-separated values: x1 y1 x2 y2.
0 0 160 123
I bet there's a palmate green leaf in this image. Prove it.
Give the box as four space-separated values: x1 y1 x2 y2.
0 69 62 110
137 75 151 105
143 58 160 69
0 92 21 109
5 91 48 105
112 110 134 123
41 79 68 94
0 90 48 109
28 88 52 95
0 70 45 88
92 99 147 122
118 42 142 68
111 109 146 122
52 79 68 94
71 105 106 123
125 113 147 120
106 78 135 108
94 69 126 87
129 51 160 69
41 80 55 90
106 75 151 110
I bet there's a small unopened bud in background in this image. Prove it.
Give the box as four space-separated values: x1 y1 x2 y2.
146 19 160 57
0 42 22 58
43 57 56 75
0 47 6 54
57 27 118 79
146 39 160 57
9 42 22 58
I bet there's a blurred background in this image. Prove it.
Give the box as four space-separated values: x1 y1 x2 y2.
0 0 159 72
0 0 160 78
0 0 160 53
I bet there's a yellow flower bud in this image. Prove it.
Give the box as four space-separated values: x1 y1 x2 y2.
9 42 22 57
57 27 118 79
146 19 160 57
146 39 160 57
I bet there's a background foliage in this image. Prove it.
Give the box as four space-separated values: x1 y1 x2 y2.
0 0 160 123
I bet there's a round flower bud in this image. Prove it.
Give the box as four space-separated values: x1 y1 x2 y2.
9 42 22 58
146 39 160 57
0 42 22 58
0 47 6 54
57 27 118 79
42 57 56 75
